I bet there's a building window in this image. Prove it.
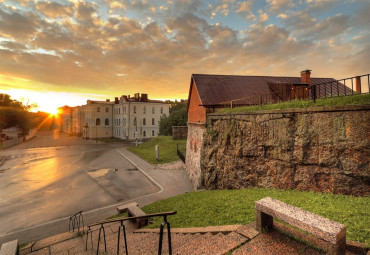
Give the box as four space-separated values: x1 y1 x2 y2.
133 117 137 126
123 106 126 114
133 106 136 113
143 106 146 114
105 118 109 126
123 118 126 126
152 118 155 125
106 107 109 113
96 118 101 126
152 130 155 136
143 131 146 137
143 118 146 126
97 107 100 112
160 107 163 114
152 107 155 114
119 119 121 126
119 108 121 114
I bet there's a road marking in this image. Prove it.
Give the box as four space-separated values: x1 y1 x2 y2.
115 149 164 193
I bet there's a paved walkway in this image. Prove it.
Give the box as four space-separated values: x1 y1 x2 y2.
17 221 367 255
0 147 194 245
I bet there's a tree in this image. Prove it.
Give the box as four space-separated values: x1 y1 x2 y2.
159 100 187 135
0 94 39 137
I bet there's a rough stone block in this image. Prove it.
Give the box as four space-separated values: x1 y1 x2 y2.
117 202 138 213
0 240 18 255
255 197 346 246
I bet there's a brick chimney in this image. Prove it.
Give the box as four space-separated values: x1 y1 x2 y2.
300 69 311 85
114 97 119 104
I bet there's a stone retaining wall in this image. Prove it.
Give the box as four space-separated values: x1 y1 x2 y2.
200 105 370 196
186 123 206 189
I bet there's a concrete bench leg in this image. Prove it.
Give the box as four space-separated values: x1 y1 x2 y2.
256 210 273 232
327 237 346 255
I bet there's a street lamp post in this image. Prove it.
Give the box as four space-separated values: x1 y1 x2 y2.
84 123 88 140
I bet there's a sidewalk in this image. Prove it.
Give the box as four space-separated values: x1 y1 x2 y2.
0 147 194 246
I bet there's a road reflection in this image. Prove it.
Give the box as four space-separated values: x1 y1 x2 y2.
23 157 59 191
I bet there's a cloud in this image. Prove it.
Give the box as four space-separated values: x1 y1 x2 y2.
267 0 295 13
0 0 369 99
35 2 73 18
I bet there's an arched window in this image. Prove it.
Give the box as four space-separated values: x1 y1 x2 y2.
143 106 146 114
152 118 155 125
143 131 146 137
133 117 137 126
152 130 155 136
106 107 109 113
123 118 126 126
152 107 155 114
96 118 101 126
143 118 146 126
105 118 109 126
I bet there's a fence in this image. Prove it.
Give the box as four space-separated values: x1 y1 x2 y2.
1 137 23 149
219 74 370 108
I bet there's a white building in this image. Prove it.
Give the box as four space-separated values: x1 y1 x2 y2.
59 93 169 141
112 93 169 141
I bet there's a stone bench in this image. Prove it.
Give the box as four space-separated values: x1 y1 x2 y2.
255 197 346 255
0 240 19 255
117 202 138 214
117 202 148 228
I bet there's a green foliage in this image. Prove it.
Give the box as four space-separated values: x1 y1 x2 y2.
141 188 370 245
220 93 370 114
128 136 186 164
159 101 187 135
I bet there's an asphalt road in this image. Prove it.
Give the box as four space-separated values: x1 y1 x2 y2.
0 130 159 236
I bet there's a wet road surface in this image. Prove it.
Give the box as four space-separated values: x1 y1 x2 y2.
0 131 159 236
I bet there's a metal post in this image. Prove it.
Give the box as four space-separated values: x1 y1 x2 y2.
155 145 160 161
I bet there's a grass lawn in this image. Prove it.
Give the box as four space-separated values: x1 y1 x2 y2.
133 188 369 245
220 93 370 113
128 136 186 164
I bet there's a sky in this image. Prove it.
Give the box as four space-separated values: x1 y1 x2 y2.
0 0 369 113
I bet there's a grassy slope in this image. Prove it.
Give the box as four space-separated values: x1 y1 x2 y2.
220 93 370 113
140 188 369 245
128 136 186 164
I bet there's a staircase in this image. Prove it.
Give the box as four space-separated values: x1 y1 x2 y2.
18 221 346 255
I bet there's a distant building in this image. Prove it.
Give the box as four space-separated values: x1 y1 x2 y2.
112 93 169 140
59 93 169 141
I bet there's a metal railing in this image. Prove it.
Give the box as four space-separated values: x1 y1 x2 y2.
86 211 176 255
177 143 186 163
69 211 84 233
217 73 370 108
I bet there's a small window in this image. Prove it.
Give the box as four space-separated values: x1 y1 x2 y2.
97 107 100 112
105 118 109 126
143 118 146 126
123 118 126 126
123 106 126 114
106 107 109 113
152 130 155 136
143 106 146 114
152 107 155 114
96 118 101 126
152 118 155 125
119 108 121 114
133 117 137 126
143 131 146 137
119 119 121 126
160 107 163 114
133 106 136 113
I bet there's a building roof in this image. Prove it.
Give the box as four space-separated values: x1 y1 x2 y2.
190 74 349 107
